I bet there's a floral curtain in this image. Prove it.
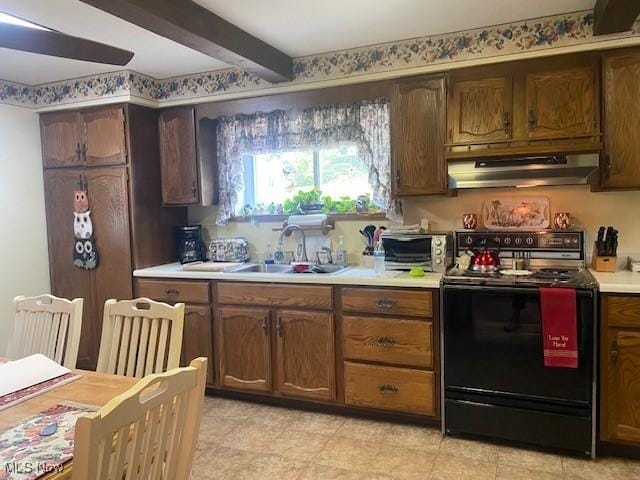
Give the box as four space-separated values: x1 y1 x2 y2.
215 98 400 224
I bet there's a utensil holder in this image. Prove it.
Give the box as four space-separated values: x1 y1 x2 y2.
592 243 617 272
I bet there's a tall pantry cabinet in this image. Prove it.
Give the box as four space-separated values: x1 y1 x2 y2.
40 104 186 370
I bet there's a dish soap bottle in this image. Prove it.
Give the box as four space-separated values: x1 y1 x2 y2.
336 235 347 267
374 239 385 274
264 242 275 264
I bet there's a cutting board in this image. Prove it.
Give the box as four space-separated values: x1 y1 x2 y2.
181 261 243 272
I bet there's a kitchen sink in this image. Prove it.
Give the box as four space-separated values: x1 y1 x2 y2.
226 263 350 275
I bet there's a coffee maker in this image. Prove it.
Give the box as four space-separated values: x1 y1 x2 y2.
174 225 206 264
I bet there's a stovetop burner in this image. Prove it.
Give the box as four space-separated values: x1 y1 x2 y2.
530 268 573 281
444 266 597 289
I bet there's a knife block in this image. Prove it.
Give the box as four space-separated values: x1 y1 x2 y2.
592 243 617 272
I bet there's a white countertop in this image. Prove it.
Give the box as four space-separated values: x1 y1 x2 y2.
133 263 442 289
589 269 640 294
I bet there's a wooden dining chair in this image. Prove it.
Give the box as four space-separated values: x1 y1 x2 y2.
96 298 185 377
73 357 208 480
7 294 83 368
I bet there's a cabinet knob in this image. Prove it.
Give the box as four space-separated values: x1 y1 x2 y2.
605 155 612 180
375 336 398 347
191 180 197 196
378 384 399 394
276 317 282 337
611 340 618 364
262 317 269 335
165 288 180 297
527 109 537 131
502 112 511 134
375 298 397 310
395 169 401 186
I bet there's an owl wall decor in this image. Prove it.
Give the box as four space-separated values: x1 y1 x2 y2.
72 188 98 270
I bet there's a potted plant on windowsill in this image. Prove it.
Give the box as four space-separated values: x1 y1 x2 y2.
284 189 324 215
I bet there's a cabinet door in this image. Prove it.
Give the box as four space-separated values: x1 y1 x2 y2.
158 107 199 205
526 67 595 140
81 107 127 167
181 304 214 386
449 76 512 144
217 307 271 392
85 166 133 369
602 51 640 188
391 75 447 196
43 169 94 368
276 310 335 401
40 111 83 168
604 329 640 443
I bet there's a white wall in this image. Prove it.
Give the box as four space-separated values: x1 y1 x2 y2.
0 104 50 354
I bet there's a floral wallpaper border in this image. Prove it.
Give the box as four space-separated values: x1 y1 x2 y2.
1 9 639 109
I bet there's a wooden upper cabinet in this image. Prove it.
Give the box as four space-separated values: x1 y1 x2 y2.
159 107 199 205
81 107 127 167
525 67 596 140
391 75 447 196
217 307 271 392
276 310 335 401
40 111 83 168
449 76 513 144
602 50 640 189
603 329 640 443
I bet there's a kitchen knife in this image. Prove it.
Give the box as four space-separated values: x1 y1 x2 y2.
604 226 613 256
596 226 605 256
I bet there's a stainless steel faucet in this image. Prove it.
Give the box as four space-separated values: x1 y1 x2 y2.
279 224 308 262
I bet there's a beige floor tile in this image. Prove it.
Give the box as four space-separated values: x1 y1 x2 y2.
227 453 308 480
298 464 397 480
198 415 243 439
563 456 635 480
439 436 499 463
431 453 497 480
370 445 438 480
217 421 283 452
191 445 256 479
316 435 382 472
262 429 333 461
335 417 394 441
385 424 443 452
496 446 564 474
287 410 346 435
250 403 296 427
496 464 561 480
203 397 260 420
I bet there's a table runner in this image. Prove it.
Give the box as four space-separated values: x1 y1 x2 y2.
0 374 82 413
0 402 95 480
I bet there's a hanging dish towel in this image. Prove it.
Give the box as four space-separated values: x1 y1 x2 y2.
540 287 578 368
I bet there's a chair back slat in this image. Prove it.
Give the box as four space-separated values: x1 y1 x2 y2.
8 295 83 368
97 298 185 377
73 358 207 480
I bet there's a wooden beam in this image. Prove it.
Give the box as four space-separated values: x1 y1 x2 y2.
79 0 293 82
0 23 134 65
594 0 640 35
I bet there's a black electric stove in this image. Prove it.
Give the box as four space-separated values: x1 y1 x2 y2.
442 229 597 457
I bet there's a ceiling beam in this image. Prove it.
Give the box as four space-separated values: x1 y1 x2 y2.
79 0 293 83
593 0 640 35
0 23 134 65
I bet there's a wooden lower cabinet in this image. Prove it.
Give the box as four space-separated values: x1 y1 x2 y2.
344 362 435 416
217 307 271 392
601 294 640 446
276 310 335 401
182 304 215 385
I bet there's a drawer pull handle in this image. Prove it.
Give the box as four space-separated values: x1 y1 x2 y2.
378 384 399 394
375 298 396 309
261 317 269 335
375 336 398 347
611 340 618 364
165 288 180 297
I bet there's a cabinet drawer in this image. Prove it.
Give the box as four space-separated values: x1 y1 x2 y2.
605 296 640 328
217 282 332 309
344 362 435 416
343 316 432 367
341 288 432 317
136 279 210 304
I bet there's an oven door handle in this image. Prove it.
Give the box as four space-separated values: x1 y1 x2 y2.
442 284 594 298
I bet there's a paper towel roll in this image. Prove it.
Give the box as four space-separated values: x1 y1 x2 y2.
287 214 327 228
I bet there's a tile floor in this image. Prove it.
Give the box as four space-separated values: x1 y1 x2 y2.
192 396 640 480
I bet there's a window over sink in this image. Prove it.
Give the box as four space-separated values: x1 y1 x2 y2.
236 144 377 217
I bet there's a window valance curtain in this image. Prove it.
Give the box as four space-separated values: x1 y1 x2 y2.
215 98 401 225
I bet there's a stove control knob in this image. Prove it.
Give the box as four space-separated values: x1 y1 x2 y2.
515 237 523 245
434 239 443 246
435 248 443 255
465 236 473 245
526 236 534 245
504 237 512 245
435 258 443 264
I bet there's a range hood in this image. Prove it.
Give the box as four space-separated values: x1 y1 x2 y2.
447 154 600 189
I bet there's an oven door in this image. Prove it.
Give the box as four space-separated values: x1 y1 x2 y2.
382 235 431 268
443 284 594 407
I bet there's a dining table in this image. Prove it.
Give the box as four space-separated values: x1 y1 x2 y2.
0 368 137 480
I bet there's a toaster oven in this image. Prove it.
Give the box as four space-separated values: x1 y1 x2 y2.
380 232 452 272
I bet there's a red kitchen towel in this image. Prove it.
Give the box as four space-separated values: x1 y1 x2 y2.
540 288 578 368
